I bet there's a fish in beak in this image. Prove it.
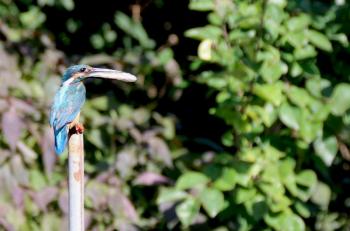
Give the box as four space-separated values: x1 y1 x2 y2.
86 68 137 82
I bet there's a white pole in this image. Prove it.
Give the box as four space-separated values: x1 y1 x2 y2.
68 132 84 231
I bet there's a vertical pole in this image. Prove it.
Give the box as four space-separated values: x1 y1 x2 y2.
68 132 84 231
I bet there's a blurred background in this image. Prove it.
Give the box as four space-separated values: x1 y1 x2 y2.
1 0 350 230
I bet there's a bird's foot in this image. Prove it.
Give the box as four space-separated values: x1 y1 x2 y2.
74 123 85 134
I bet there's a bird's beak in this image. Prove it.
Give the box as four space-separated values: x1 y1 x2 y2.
86 68 137 82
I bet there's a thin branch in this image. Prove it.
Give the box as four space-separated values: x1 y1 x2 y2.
68 132 84 231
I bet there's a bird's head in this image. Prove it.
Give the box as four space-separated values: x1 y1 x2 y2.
62 64 137 85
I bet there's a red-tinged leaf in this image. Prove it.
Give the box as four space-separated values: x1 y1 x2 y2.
17 141 37 164
40 127 56 175
116 149 137 179
147 136 173 167
0 218 15 231
0 99 8 112
86 182 108 209
0 150 11 165
129 127 143 143
120 193 138 222
30 187 58 212
0 46 20 96
10 155 29 186
118 223 139 231
95 171 111 183
12 186 24 211
134 172 170 186
59 190 68 214
1 107 24 151
84 210 93 229
11 98 37 115
0 164 16 194
108 189 138 223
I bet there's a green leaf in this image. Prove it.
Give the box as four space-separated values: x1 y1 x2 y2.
158 48 174 65
60 0 74 11
314 136 338 166
286 86 312 108
294 45 317 60
286 14 310 31
189 0 214 11
90 96 108 111
307 30 332 52
213 167 237 191
185 26 222 40
41 213 61 231
296 170 317 188
291 62 303 77
20 7 46 30
235 187 257 204
157 187 188 204
176 197 200 227
115 11 155 49
299 113 322 143
265 212 305 231
306 77 331 98
330 83 350 116
87 129 105 149
285 32 307 48
258 46 286 82
294 201 311 218
29 169 47 191
279 103 301 130
330 33 349 47
199 188 226 218
253 82 285 106
176 171 210 190
198 39 213 61
279 158 298 196
311 182 331 209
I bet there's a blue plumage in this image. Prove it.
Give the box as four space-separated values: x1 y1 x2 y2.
54 126 68 154
50 65 87 155
50 64 137 155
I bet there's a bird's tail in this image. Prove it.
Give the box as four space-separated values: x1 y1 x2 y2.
54 126 68 155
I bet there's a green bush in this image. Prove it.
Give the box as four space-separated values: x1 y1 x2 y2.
0 0 350 230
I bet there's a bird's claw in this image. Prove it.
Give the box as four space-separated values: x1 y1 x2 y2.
74 123 85 134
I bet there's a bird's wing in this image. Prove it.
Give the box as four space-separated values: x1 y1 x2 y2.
50 85 86 131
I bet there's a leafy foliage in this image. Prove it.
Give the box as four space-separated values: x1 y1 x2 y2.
0 0 350 230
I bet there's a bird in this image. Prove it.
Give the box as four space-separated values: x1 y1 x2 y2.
50 64 137 155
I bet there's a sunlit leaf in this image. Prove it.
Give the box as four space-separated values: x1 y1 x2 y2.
199 188 226 218
330 83 350 116
175 197 200 227
253 82 285 106
311 182 331 209
185 26 222 40
157 187 188 204
19 6 46 29
265 212 305 231
213 167 237 191
189 0 214 11
176 171 210 190
314 136 338 166
307 30 332 52
278 103 301 130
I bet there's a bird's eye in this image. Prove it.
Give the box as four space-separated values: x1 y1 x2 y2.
80 67 86 72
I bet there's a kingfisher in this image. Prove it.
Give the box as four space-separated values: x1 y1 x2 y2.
50 64 137 155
